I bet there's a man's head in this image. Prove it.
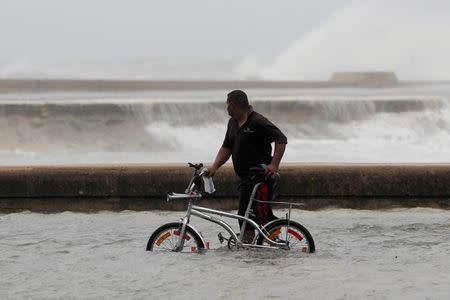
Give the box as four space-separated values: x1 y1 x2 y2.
226 90 250 118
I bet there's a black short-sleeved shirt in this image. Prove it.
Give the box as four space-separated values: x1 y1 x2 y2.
222 110 287 177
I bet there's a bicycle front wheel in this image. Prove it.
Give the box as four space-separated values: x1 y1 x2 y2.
257 219 315 253
146 222 205 253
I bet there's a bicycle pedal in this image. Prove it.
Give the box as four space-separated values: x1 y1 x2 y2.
217 232 228 244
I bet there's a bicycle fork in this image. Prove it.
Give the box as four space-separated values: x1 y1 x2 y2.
173 200 193 252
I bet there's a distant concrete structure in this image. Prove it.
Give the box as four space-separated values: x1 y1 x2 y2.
330 71 398 87
0 76 402 93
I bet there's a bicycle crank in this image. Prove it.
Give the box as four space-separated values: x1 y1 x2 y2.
217 232 228 244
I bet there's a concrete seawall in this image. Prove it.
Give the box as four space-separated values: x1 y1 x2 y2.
0 78 421 93
2 78 449 94
0 79 347 93
1 164 450 212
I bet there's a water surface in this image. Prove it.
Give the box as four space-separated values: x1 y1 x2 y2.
1 208 449 299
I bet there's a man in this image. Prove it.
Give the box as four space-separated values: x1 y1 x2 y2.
208 90 287 242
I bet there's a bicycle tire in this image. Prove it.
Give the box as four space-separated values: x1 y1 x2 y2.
256 219 315 253
146 222 205 253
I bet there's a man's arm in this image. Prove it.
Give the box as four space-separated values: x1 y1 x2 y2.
208 146 232 176
254 114 287 175
266 142 286 174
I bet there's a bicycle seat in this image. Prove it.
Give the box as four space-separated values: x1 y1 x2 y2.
248 166 269 183
249 166 266 175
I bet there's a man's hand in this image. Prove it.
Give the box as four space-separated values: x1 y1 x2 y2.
208 166 218 177
266 143 286 175
265 163 279 175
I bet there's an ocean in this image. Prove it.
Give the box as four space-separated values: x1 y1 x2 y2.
0 84 450 165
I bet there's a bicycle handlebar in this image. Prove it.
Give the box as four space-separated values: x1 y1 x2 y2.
167 163 277 202
188 162 204 170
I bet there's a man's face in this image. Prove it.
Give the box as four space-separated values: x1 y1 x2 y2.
226 100 234 117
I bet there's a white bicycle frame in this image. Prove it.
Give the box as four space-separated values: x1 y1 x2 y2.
167 168 292 251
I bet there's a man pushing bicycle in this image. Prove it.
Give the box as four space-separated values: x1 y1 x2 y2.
208 90 288 243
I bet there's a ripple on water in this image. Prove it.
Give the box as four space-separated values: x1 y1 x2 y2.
1 209 450 299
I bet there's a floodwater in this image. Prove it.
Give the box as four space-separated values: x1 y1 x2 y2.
1 208 449 299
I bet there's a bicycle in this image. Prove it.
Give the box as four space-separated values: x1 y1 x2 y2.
146 163 315 253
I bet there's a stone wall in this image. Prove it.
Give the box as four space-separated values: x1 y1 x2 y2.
1 164 449 211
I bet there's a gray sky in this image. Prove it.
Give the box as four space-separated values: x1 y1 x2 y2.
0 0 343 60
1 0 449 80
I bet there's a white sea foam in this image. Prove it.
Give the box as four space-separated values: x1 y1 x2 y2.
1 89 450 165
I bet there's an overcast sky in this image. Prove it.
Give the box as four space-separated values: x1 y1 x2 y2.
1 0 449 80
0 0 343 60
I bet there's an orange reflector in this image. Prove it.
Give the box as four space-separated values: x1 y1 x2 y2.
156 232 171 246
269 228 281 240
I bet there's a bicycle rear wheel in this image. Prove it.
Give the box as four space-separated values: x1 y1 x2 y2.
146 222 205 253
257 219 315 253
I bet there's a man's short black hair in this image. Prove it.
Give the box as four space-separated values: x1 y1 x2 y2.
227 90 249 109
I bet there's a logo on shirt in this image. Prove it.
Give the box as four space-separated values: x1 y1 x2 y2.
243 127 255 133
